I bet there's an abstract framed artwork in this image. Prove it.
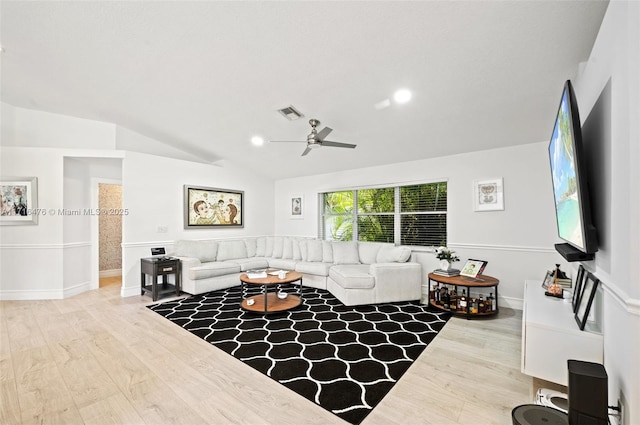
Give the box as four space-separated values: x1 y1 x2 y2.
575 271 599 331
290 195 303 219
184 185 243 228
0 177 38 225
473 178 504 211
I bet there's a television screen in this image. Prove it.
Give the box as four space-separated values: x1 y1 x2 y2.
548 80 597 258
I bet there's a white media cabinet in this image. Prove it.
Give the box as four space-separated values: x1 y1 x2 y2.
521 280 603 386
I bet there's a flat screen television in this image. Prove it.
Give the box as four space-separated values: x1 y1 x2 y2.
548 80 598 261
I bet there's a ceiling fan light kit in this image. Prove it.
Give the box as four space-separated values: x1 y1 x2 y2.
271 118 357 156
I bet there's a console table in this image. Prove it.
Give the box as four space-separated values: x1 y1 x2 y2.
140 257 181 301
427 272 499 318
521 280 603 386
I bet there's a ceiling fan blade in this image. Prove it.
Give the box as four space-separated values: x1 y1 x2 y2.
316 126 333 141
270 140 306 143
321 141 357 149
301 146 312 156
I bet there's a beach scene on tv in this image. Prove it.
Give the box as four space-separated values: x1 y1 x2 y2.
549 90 583 249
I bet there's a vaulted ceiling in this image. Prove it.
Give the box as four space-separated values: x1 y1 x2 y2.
0 1 609 179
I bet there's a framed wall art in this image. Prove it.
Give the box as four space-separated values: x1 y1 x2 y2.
0 177 38 225
184 185 243 228
290 195 303 219
473 178 504 211
575 271 599 331
572 265 586 313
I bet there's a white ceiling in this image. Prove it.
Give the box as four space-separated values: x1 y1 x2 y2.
0 1 609 180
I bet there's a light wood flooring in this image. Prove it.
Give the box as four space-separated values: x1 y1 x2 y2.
1 279 536 425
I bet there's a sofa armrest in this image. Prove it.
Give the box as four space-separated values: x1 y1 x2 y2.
176 256 201 281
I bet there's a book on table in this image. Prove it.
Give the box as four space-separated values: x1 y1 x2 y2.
433 268 460 277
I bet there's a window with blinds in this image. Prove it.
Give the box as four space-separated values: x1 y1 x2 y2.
321 182 447 246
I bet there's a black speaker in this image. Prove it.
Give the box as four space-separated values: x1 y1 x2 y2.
567 360 608 425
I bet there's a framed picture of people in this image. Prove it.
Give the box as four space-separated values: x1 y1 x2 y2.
1 177 38 225
184 185 244 228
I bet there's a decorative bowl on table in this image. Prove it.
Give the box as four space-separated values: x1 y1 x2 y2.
277 291 288 299
246 299 255 305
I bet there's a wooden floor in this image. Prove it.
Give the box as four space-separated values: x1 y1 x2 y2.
1 278 535 425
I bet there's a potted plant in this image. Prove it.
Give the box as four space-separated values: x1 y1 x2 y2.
434 246 460 271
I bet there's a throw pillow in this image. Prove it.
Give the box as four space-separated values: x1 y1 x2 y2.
376 246 412 263
244 238 257 257
332 241 360 264
272 236 284 258
306 240 324 262
292 238 302 260
282 237 293 259
256 237 266 257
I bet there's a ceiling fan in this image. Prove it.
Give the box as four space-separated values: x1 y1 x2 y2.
271 119 357 156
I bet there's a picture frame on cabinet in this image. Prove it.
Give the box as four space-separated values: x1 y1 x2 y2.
541 270 554 289
571 265 586 313
575 271 599 331
0 177 38 225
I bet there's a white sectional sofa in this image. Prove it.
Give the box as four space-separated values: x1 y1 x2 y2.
171 237 422 306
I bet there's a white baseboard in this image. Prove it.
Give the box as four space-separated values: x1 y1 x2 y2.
0 281 91 300
100 269 122 278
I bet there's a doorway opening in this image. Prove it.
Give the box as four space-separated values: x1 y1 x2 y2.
98 183 123 288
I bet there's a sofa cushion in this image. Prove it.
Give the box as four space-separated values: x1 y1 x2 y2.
244 238 257 257
265 237 275 257
295 261 332 277
376 245 412 263
332 241 360 264
174 240 218 263
216 240 248 261
329 265 374 289
358 242 386 264
322 241 333 263
227 258 269 271
292 238 302 260
188 262 241 280
268 258 298 270
282 237 293 259
256 237 266 256
306 240 324 262
272 236 284 258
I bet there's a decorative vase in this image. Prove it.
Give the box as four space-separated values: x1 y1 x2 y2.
439 259 451 271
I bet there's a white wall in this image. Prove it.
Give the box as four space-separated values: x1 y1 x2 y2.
275 141 568 309
0 106 275 299
120 151 274 296
573 2 639 423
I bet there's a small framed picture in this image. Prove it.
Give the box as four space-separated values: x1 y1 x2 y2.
290 195 303 219
460 259 488 278
575 271 600 330
184 185 244 228
1 177 38 225
473 178 504 212
541 270 554 289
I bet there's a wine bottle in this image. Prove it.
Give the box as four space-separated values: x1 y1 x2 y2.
442 287 450 310
478 294 485 314
459 289 467 313
488 292 496 311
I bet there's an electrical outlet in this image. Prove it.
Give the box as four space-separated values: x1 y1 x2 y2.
618 399 624 425
157 225 168 233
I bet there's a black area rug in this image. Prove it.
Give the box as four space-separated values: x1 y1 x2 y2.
148 286 451 424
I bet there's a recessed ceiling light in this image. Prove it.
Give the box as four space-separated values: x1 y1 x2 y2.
393 89 412 104
251 136 264 146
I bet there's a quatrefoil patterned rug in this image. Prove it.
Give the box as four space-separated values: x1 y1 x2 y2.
148 286 451 424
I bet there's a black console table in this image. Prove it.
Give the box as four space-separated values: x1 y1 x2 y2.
140 257 181 301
